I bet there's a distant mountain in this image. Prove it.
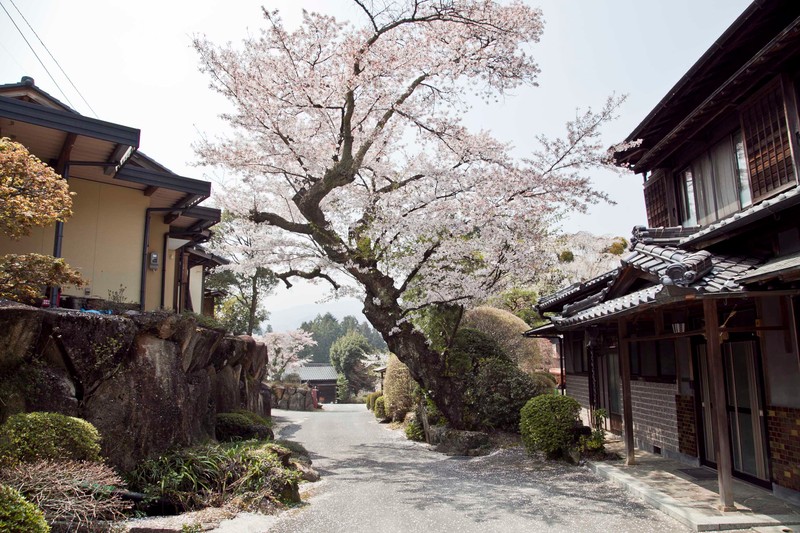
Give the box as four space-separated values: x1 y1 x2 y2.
266 297 365 332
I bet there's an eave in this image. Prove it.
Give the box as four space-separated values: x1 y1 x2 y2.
0 94 139 148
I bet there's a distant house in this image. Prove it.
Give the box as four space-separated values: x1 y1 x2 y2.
530 1 800 510
295 363 338 403
0 77 224 313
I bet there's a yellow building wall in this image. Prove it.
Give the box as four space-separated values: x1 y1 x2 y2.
59 178 148 303
189 265 204 313
0 226 53 256
144 219 171 311
1 177 191 311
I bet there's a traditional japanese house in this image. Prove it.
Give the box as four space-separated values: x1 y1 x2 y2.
530 0 800 509
0 77 224 314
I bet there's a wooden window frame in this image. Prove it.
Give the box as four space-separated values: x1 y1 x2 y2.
739 75 799 203
629 338 678 383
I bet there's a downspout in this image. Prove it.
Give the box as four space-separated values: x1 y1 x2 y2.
559 336 565 396
49 162 70 308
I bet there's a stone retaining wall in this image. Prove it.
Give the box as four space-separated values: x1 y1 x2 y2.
0 301 269 472
270 384 315 411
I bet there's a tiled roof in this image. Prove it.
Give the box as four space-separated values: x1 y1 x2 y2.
547 243 763 328
295 364 338 381
536 269 619 313
552 286 664 327
622 242 760 292
631 225 701 247
680 186 800 247
737 251 800 285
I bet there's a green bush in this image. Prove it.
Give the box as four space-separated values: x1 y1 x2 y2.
383 355 414 422
441 328 548 432
215 412 273 442
533 371 558 388
446 328 506 376
231 409 272 427
336 374 351 403
0 412 102 464
127 440 302 511
373 396 387 421
463 357 548 432
366 391 382 411
0 484 49 533
404 417 425 442
461 306 544 374
520 394 581 459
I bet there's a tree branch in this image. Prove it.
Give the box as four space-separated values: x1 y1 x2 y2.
398 241 441 295
250 211 313 234
276 268 340 290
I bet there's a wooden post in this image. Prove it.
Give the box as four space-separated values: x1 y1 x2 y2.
703 299 736 511
618 319 636 465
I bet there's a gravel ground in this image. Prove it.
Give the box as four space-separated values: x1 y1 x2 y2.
231 404 692 533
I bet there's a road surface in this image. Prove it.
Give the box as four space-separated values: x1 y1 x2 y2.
251 404 690 533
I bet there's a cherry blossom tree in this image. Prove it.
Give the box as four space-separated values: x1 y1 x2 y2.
194 0 622 426
0 137 83 303
262 329 317 381
206 213 277 335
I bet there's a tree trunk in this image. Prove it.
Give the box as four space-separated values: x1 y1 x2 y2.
362 293 466 429
247 276 258 336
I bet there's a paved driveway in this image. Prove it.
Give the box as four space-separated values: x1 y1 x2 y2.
252 404 690 533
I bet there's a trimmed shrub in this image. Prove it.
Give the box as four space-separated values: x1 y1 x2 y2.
230 409 272 427
373 396 388 421
0 484 49 533
336 374 351 403
441 328 548 432
1 460 130 532
215 412 273 442
0 412 102 464
383 355 414 422
462 306 543 374
366 391 382 411
533 371 558 388
463 357 548 432
127 441 302 511
446 328 506 376
520 394 581 459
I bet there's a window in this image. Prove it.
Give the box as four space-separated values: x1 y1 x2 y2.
679 169 697 226
565 334 587 374
740 78 796 202
644 170 671 227
629 339 677 381
679 132 751 226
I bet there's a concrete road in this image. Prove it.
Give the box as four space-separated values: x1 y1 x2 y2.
259 404 690 533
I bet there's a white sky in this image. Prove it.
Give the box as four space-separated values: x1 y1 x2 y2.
0 0 753 318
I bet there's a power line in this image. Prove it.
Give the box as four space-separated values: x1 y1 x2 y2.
7 0 99 118
0 0 78 111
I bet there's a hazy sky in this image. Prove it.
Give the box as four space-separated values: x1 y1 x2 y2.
0 0 753 322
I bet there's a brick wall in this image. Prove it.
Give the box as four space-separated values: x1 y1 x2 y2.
767 405 800 492
630 380 679 453
566 373 590 407
675 395 697 457
566 374 591 426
